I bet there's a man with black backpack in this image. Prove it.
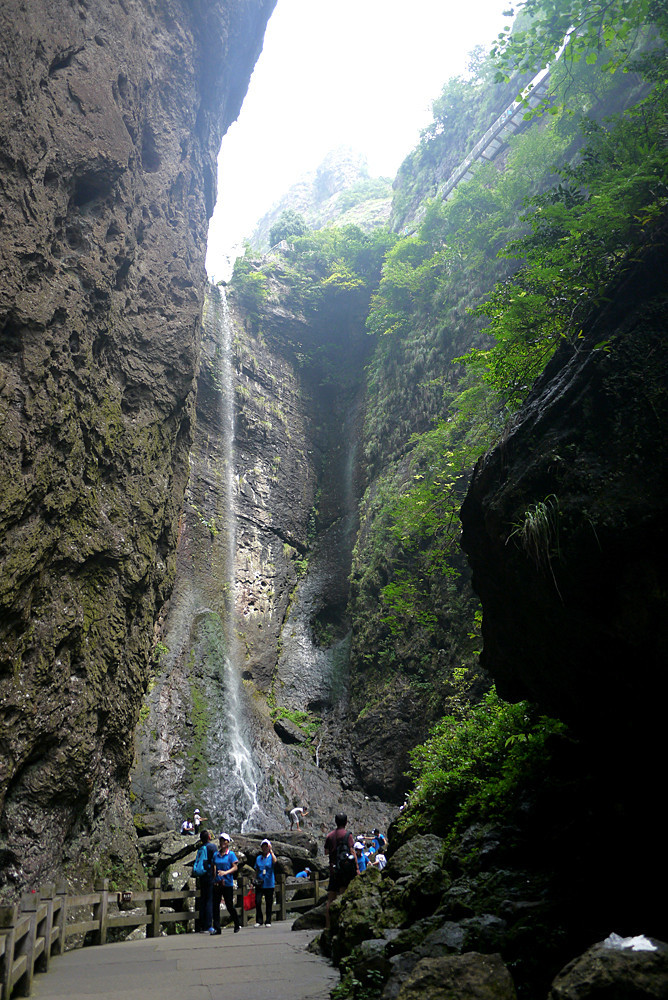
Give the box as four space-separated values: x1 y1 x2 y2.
324 812 359 930
193 829 217 934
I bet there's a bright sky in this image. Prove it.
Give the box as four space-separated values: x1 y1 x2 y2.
205 0 511 279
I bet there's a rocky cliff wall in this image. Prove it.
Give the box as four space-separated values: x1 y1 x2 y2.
0 0 275 896
460 219 668 933
132 281 397 838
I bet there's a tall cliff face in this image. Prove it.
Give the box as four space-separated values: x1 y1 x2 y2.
460 221 668 932
0 0 275 895
132 280 397 838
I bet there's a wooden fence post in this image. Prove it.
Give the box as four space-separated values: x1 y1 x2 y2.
278 874 286 922
54 883 68 955
0 902 18 1000
146 877 161 938
238 877 247 928
16 893 38 996
93 879 110 946
37 884 55 973
314 872 320 904
186 877 196 933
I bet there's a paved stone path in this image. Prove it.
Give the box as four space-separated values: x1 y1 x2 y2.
31 921 338 1000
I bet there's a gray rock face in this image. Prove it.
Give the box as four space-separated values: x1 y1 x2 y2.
131 282 398 838
0 0 275 896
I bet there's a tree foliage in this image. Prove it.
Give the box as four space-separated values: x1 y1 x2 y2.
399 687 567 842
493 0 667 80
268 209 308 247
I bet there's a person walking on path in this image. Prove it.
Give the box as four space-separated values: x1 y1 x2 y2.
213 832 241 934
254 838 277 927
196 829 217 934
354 841 367 872
289 805 309 830
324 812 359 930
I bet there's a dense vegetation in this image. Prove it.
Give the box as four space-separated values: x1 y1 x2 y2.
231 0 668 829
381 0 668 834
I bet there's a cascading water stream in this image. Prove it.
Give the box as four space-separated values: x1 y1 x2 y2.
200 287 262 833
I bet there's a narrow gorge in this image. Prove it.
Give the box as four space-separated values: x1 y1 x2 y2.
1 2 667 998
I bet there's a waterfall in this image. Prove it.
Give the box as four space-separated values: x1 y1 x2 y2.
199 286 262 833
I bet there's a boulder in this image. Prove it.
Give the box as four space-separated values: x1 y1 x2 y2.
386 835 447 880
274 717 308 745
383 915 509 998
133 812 173 837
136 831 198 880
293 900 328 931
393 953 517 1000
549 936 668 999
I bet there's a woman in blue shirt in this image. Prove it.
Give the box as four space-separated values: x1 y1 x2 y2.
354 842 367 872
254 838 277 927
213 832 241 934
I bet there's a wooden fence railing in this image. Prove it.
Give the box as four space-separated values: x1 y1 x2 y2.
0 873 323 999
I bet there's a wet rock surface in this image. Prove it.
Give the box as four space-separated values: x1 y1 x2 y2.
0 0 275 896
131 281 398 836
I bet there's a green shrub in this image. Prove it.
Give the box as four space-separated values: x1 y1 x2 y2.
400 688 567 843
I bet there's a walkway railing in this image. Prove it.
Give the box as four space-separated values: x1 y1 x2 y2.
0 873 323 999
403 65 555 234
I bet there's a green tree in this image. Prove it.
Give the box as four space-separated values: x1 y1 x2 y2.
268 209 308 247
494 0 667 80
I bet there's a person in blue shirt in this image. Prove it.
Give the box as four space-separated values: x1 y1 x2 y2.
196 829 217 934
213 832 241 934
365 828 387 854
254 838 277 927
354 842 367 873
295 867 311 879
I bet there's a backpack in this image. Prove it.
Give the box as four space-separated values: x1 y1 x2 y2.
192 844 210 877
334 833 357 881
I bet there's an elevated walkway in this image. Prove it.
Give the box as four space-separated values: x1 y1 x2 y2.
405 65 553 233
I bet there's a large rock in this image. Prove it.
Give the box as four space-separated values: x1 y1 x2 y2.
386 835 447 880
0 0 275 897
549 936 668 999
393 953 517 1000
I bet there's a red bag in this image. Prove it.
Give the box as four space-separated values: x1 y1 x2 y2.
243 889 256 911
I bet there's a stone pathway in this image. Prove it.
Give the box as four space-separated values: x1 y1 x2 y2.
31 921 338 1000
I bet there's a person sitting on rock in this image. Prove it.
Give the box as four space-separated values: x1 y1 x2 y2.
181 817 194 835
